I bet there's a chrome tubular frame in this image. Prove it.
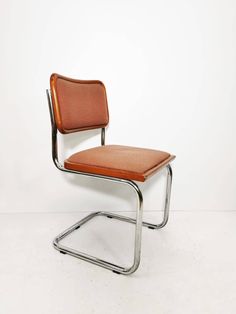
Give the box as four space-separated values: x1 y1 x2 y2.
46 89 173 275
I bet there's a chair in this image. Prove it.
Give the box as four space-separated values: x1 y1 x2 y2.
46 73 175 275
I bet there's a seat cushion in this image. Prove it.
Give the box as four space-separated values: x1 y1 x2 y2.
64 145 175 182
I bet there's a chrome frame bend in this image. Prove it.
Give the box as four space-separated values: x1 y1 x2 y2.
46 89 172 275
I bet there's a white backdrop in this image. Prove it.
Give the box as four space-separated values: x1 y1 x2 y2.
1 0 235 213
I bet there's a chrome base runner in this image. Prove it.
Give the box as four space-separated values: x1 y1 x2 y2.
53 165 172 275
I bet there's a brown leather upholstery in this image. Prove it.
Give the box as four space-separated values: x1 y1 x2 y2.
50 73 175 181
64 145 175 182
50 73 109 134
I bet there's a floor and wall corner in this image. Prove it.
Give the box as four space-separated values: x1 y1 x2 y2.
0 0 236 313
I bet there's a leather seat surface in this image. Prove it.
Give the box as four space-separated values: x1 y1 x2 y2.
64 145 175 182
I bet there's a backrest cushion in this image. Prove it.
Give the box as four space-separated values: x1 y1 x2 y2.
50 73 109 134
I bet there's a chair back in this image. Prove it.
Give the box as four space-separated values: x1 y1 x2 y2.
50 73 109 134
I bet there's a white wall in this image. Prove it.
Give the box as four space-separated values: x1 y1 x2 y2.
1 0 236 213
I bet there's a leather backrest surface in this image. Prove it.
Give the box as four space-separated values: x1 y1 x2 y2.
50 73 109 134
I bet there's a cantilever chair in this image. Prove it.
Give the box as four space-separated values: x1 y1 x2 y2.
46 73 175 275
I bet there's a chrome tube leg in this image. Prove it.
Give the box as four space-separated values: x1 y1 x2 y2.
108 165 172 230
123 181 143 274
155 164 173 229
53 179 143 275
101 127 105 146
52 166 172 275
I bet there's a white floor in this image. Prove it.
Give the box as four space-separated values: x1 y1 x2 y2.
0 211 236 314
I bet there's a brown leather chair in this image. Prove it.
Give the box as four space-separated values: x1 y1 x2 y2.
46 73 175 275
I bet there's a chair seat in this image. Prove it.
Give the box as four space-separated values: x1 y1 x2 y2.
64 145 175 182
